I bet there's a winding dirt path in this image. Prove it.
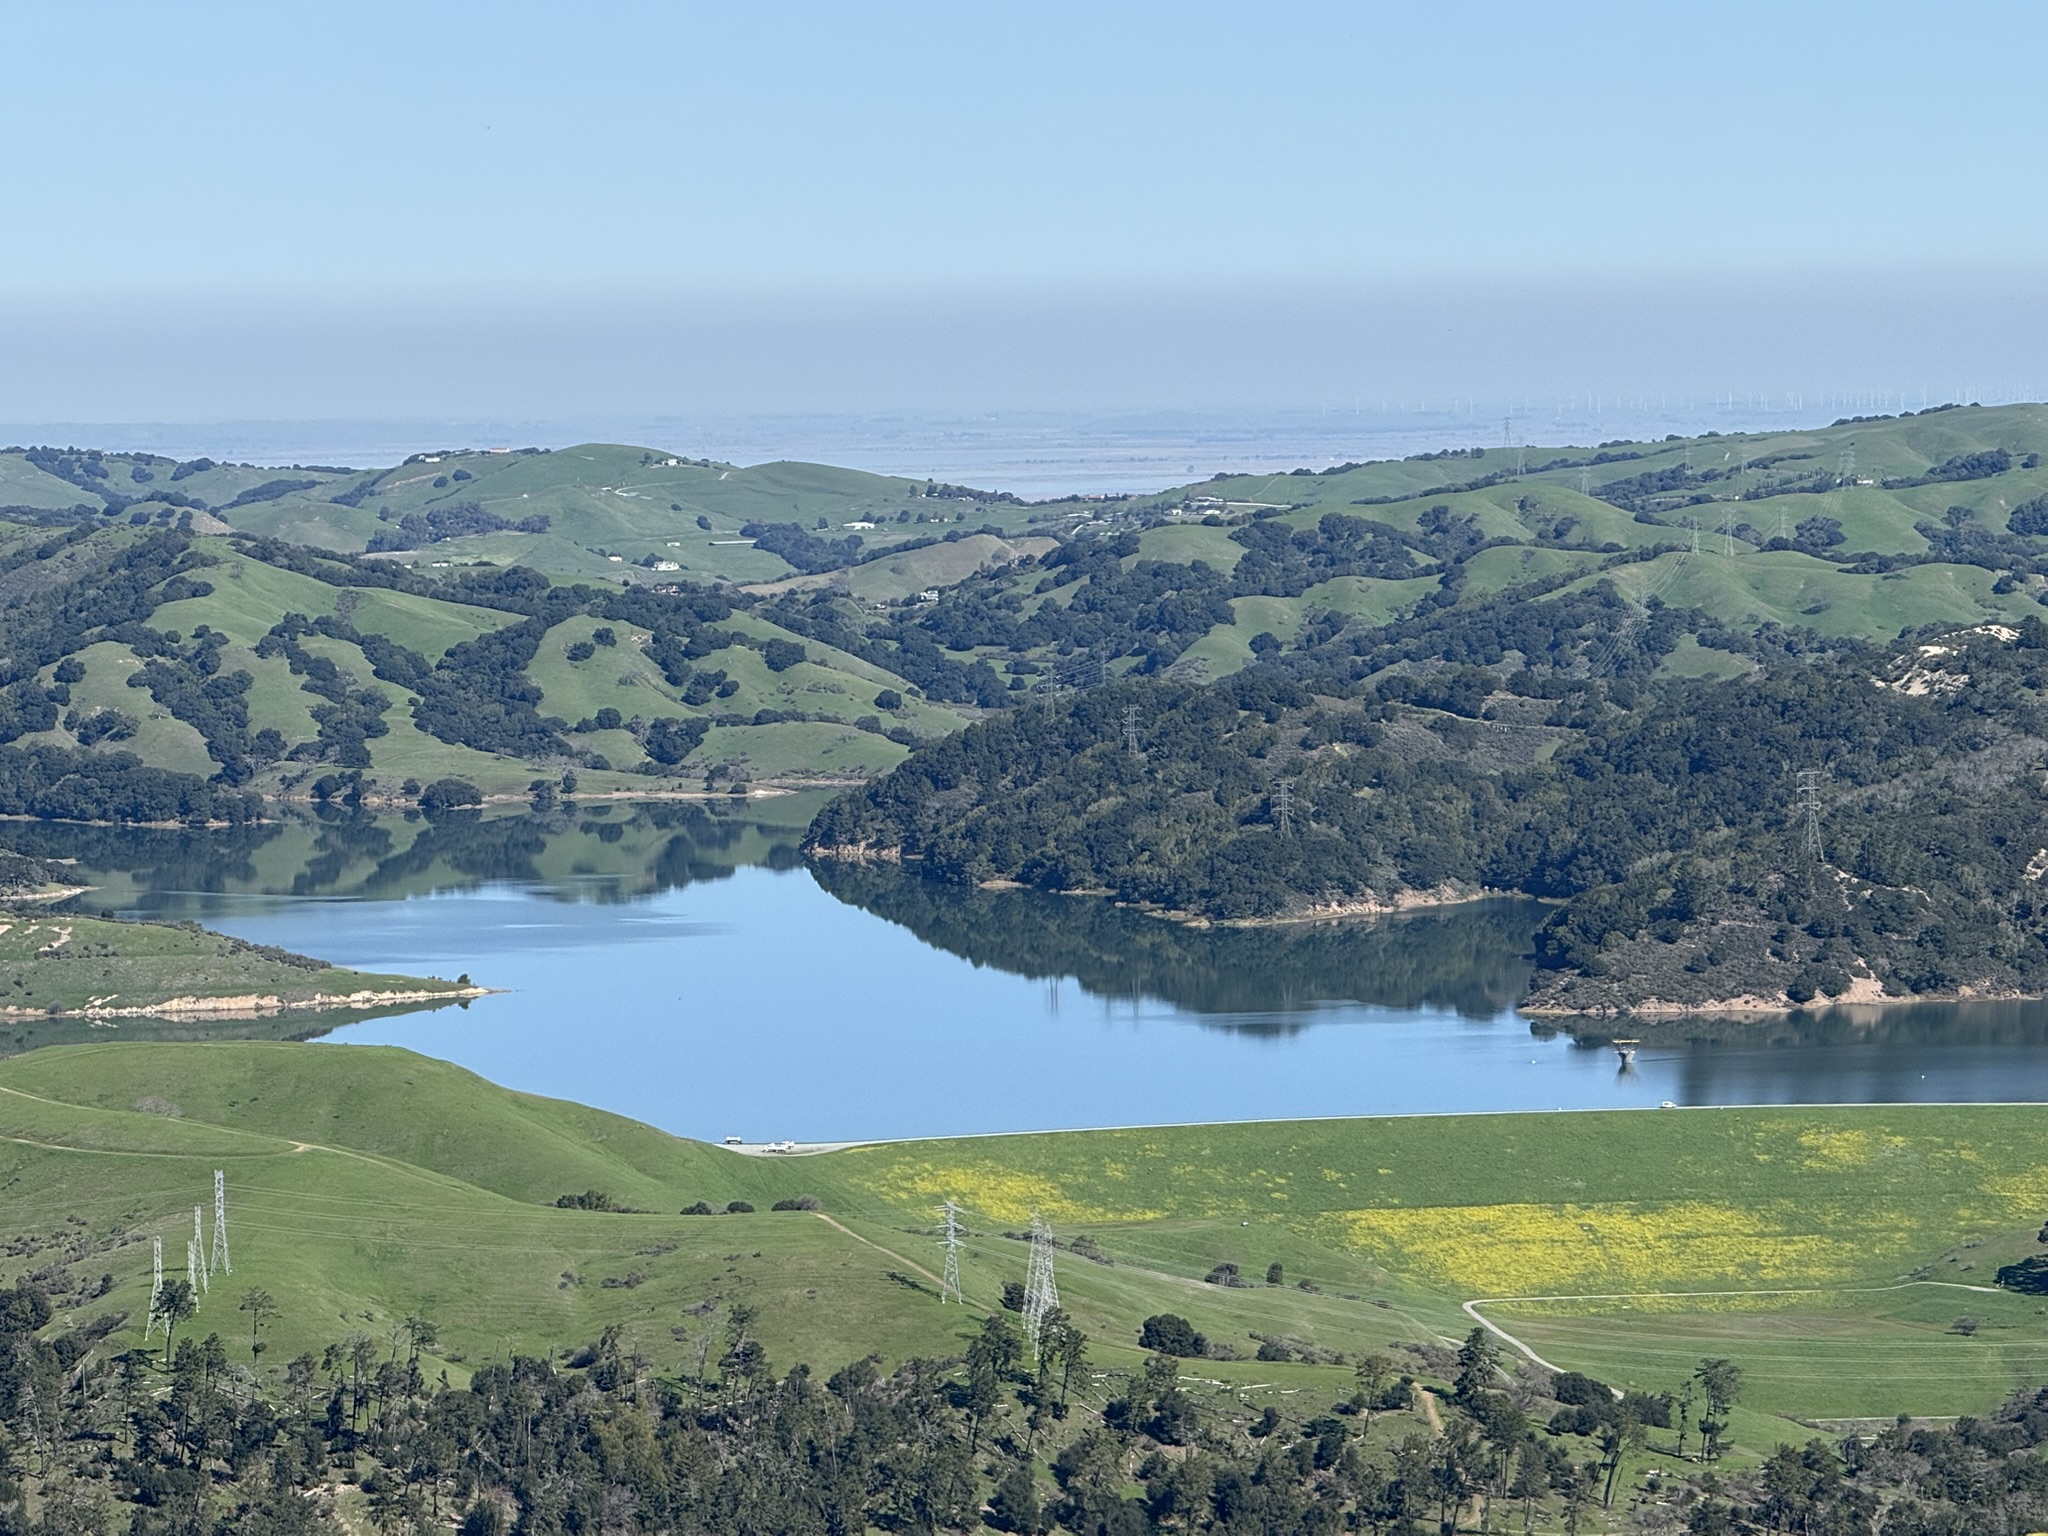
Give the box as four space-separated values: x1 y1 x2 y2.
1463 1278 2005 1378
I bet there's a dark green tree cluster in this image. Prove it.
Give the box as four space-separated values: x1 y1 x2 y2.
810 619 2048 1006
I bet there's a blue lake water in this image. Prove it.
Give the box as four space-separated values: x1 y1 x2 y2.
12 804 2048 1143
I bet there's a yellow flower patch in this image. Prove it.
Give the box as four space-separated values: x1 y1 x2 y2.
1793 1127 1908 1170
1324 1200 1880 1295
1978 1165 2048 1215
846 1158 1163 1225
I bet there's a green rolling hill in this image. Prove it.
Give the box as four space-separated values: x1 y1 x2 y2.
4 404 2048 815
6 1040 2048 1429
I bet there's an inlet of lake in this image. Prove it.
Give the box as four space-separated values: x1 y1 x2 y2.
9 796 2048 1144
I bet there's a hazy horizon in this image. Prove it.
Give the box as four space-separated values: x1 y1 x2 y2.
0 392 2011 501
9 4 2047 440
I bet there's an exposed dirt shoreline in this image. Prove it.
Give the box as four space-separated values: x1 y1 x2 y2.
1525 984 2046 1021
0 986 495 1023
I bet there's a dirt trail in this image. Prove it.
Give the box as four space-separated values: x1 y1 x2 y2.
1417 1387 1444 1435
810 1211 950 1291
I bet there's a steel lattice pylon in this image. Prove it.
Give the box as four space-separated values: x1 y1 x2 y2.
210 1169 230 1277
939 1201 964 1304
1022 1213 1060 1358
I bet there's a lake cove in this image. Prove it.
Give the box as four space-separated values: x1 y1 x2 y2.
7 802 2048 1141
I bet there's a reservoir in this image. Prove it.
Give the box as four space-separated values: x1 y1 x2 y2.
8 797 2048 1142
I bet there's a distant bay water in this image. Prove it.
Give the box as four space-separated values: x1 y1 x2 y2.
0 401 1867 499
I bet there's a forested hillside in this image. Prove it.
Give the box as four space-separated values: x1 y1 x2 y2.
810 610 2048 1011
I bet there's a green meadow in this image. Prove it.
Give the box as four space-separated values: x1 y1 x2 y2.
5 1041 2046 1444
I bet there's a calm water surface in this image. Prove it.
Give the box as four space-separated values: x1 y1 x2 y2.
12 803 2048 1142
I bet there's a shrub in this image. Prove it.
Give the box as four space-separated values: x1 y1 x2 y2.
1551 1371 1612 1406
643 716 710 765
874 688 902 710
1997 1256 2048 1293
1138 1313 1205 1357
565 641 596 662
2011 495 2048 536
554 1190 632 1212
985 1463 1040 1534
74 709 136 746
418 777 483 814
52 657 84 684
680 1202 716 1216
771 1195 821 1211
1000 1282 1026 1313
725 1200 755 1214
761 638 806 672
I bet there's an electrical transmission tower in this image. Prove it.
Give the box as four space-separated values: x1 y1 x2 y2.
1578 466 1592 497
1796 769 1826 862
211 1169 230 1277
1687 517 1701 557
1021 1214 1060 1357
939 1201 964 1304
187 1235 201 1299
144 1236 164 1341
1836 447 1856 487
190 1204 208 1295
14 1340 48 1468
1122 705 1141 757
1273 781 1293 835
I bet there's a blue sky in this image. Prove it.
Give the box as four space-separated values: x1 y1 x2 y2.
5 2 2045 419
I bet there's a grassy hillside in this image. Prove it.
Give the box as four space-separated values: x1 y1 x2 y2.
774 402 2048 700
0 518 964 809
5 1041 2047 1429
11 406 2048 814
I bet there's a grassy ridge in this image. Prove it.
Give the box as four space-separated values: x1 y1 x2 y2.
4 1042 2047 1423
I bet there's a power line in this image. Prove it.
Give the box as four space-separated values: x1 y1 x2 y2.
14 1340 49 1469
1022 1214 1060 1360
1796 768 1827 862
939 1201 964 1305
211 1169 231 1278
144 1236 163 1342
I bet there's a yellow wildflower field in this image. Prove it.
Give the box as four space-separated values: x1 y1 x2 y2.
1323 1199 1889 1295
845 1157 1164 1225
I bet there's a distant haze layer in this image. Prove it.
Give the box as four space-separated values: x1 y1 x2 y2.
4 274 2044 446
0 404 1865 500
